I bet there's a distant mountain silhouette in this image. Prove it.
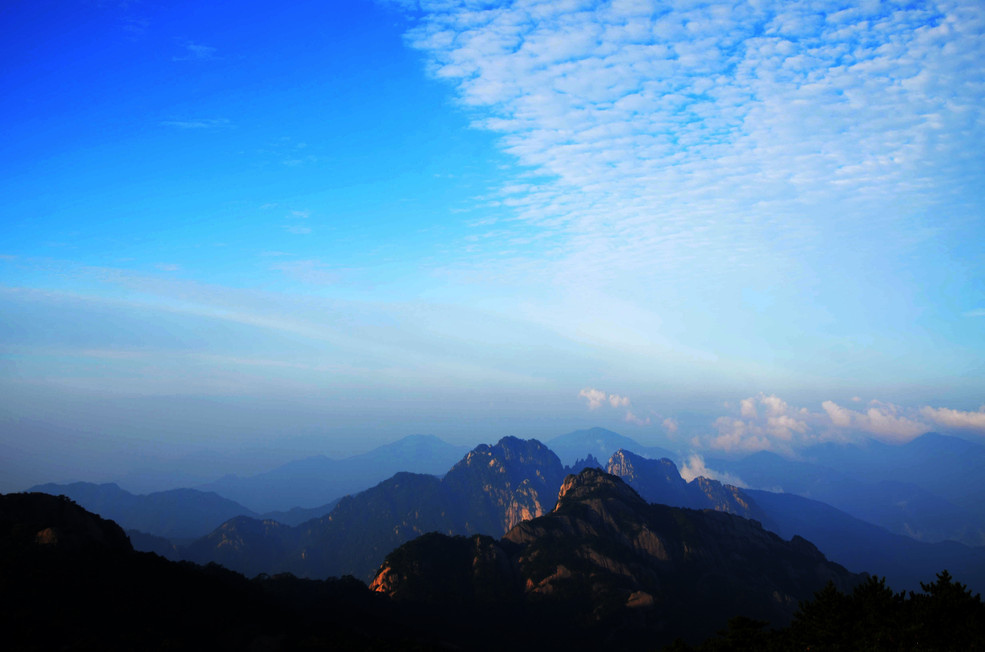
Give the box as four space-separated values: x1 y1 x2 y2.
184 437 566 581
370 468 861 647
198 433 468 512
548 427 676 466
28 481 259 541
605 450 985 594
706 433 985 546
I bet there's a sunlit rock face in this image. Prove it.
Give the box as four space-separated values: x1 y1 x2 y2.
442 436 567 535
371 468 861 638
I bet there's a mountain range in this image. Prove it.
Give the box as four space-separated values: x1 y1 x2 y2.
605 448 985 593
168 437 985 595
23 429 985 597
370 467 861 647
8 428 985 649
707 432 985 546
183 436 568 581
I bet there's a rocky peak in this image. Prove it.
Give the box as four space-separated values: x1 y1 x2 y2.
566 453 603 474
606 450 691 507
444 437 567 535
371 466 861 644
555 467 644 511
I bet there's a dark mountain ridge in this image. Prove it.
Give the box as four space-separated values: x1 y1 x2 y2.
370 468 862 647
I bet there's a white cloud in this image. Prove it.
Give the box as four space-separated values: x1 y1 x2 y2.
579 387 644 423
285 225 312 235
822 399 927 442
679 454 747 487
579 387 631 410
920 405 985 432
579 387 607 410
713 397 985 448
705 393 814 453
399 0 985 295
608 393 630 408
662 417 678 434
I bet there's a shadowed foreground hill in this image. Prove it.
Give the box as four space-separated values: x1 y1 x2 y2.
370 469 861 647
0 493 423 651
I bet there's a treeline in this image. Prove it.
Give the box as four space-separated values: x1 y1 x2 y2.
668 571 985 651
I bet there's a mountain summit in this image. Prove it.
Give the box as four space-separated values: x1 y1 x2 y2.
371 468 861 646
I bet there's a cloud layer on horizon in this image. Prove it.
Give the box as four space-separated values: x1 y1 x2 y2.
695 393 985 454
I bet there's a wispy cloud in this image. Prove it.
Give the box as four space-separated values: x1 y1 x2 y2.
161 118 231 130
173 41 218 62
400 0 985 290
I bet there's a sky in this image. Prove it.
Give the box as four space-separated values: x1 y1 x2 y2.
1 0 984 491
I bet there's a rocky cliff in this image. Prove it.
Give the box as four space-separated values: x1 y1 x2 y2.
371 469 861 645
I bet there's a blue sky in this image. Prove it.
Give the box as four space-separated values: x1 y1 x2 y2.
2 0 984 490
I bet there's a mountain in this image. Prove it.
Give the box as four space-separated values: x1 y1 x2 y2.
198 434 468 512
604 450 985 594
708 442 985 546
258 498 342 527
746 488 985 595
184 437 567 581
547 427 676 467
28 481 259 541
1 492 131 554
0 492 438 650
607 449 764 519
807 432 985 524
370 468 861 647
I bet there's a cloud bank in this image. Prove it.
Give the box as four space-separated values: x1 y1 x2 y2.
696 394 985 454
